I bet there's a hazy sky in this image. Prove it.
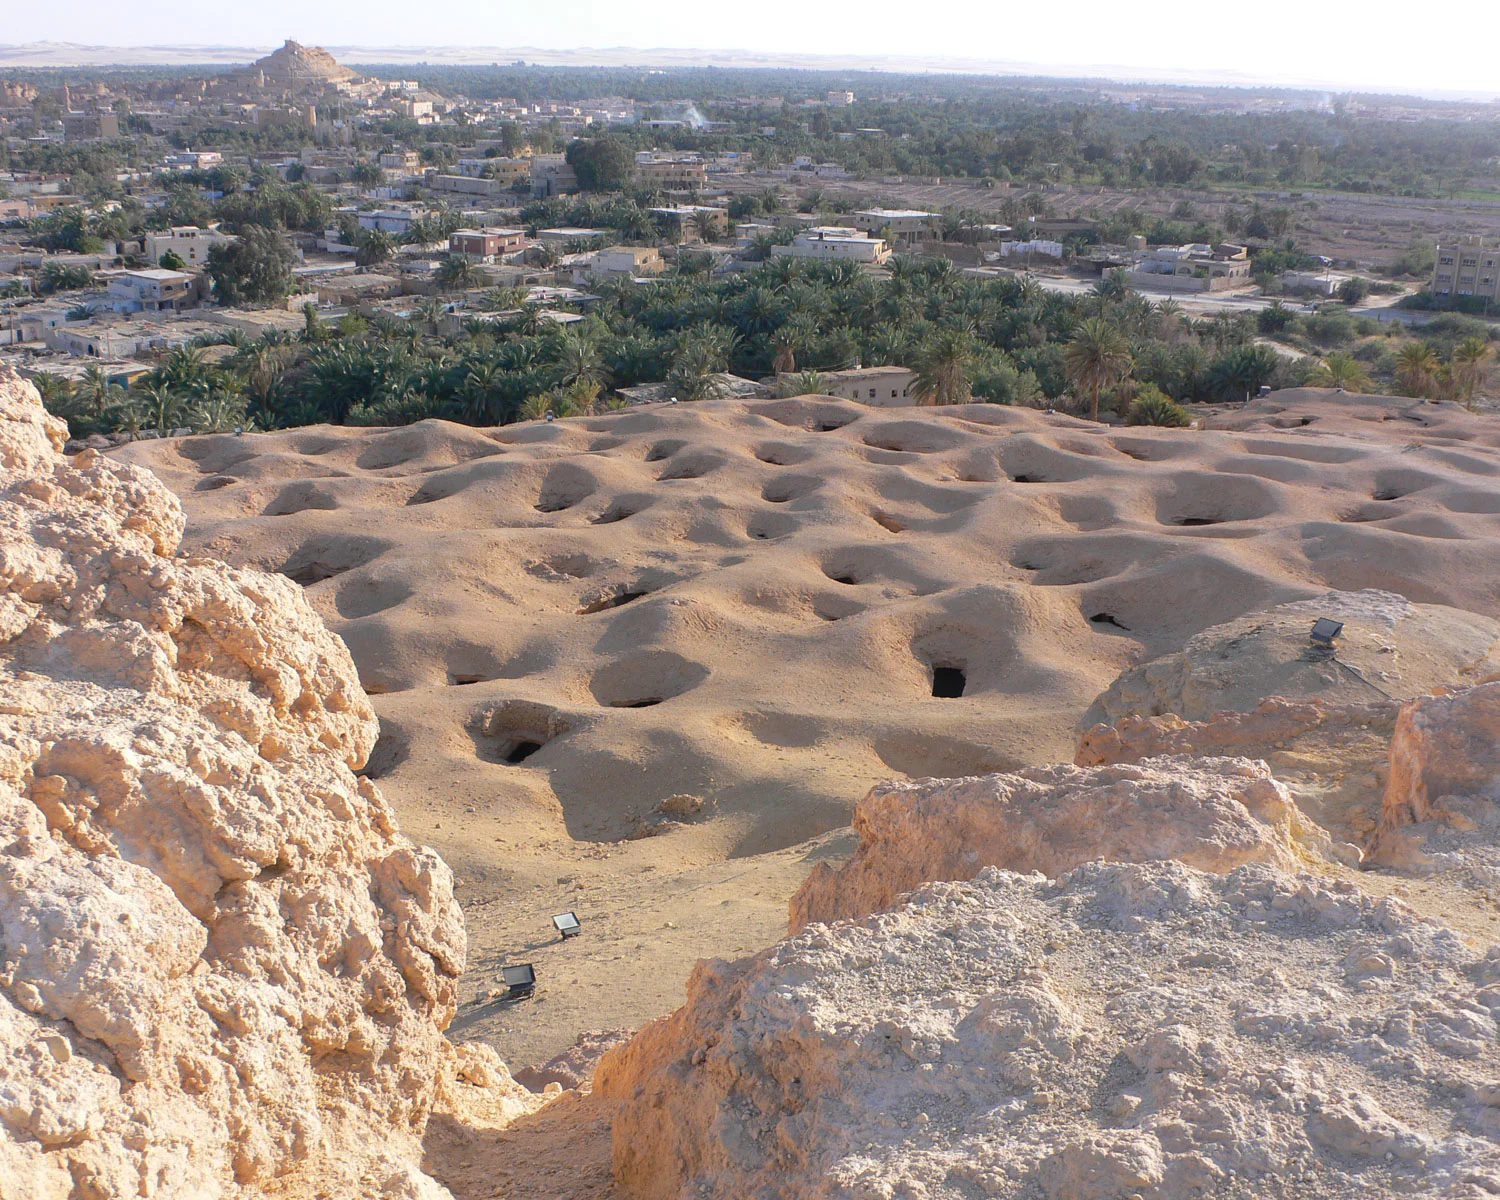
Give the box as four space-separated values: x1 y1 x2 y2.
10 0 1500 96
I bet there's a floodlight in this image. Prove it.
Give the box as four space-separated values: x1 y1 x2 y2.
553 911 582 939
501 963 536 998
1309 618 1344 647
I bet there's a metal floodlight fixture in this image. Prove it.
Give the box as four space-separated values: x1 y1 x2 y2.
501 963 536 998
1309 617 1344 647
553 911 582 939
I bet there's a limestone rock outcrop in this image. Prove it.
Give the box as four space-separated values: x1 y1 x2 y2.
1372 681 1500 876
789 757 1338 933
0 366 477 1198
600 860 1500 1200
1077 698 1399 844
1085 589 1500 726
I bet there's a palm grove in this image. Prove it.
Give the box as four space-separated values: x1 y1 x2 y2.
38 246 1497 439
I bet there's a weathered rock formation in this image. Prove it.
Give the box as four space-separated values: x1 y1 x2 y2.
1086 589 1500 726
1372 681 1500 876
0 367 515 1198
1077 698 1399 844
600 861 1500 1200
789 757 1341 933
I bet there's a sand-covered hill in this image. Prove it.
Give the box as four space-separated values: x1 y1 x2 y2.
112 388 1500 1067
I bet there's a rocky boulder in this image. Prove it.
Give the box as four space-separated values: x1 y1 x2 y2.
789 757 1340 933
600 861 1500 1200
0 366 503 1198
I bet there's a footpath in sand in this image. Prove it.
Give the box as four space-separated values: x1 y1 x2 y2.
115 388 1500 1075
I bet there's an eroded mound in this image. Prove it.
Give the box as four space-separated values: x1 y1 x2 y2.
1088 589 1500 727
600 861 1500 1200
0 368 523 1199
110 396 1500 1063
789 757 1342 932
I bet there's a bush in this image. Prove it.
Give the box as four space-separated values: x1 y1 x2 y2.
1126 384 1193 426
1336 276 1370 306
1304 310 1357 347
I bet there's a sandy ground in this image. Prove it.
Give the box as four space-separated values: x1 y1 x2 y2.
113 389 1500 1098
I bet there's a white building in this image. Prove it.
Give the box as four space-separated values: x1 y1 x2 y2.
772 228 891 265
826 90 855 106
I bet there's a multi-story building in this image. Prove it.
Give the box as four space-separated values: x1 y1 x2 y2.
106 269 199 314
851 208 941 246
1432 237 1500 301
826 90 856 107
772 228 891 265
530 154 577 198
650 205 729 243
635 157 708 191
118 224 234 268
449 228 526 260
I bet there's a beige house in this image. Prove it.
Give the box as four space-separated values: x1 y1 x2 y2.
1433 237 1500 301
570 245 665 283
851 209 941 246
130 224 233 268
816 365 918 405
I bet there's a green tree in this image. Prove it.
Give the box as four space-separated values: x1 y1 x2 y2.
1394 343 1438 397
913 327 976 406
206 226 295 307
1336 276 1370 306
1310 352 1371 391
158 249 187 270
355 228 396 268
565 137 635 192
435 256 476 293
1126 384 1193 426
1063 317 1132 421
1451 336 1493 410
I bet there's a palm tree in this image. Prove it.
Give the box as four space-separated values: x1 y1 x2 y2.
136 384 185 437
1310 352 1371 392
1063 317 1133 421
76 363 115 419
913 327 976 406
690 209 722 244
1451 336 1493 410
776 370 825 398
240 343 287 428
1394 343 1438 398
555 331 611 392
769 325 800 375
1154 298 1185 342
436 255 477 292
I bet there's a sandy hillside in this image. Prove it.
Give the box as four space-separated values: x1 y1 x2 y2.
113 387 1500 1070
